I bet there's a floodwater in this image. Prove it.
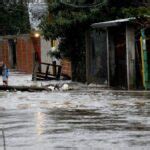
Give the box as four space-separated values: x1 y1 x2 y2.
0 87 150 150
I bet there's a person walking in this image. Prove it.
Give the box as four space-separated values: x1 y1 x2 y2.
0 62 9 86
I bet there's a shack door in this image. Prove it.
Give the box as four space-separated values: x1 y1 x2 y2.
8 39 16 68
89 30 108 84
109 27 127 88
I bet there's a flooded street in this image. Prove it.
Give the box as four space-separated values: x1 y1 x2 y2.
0 88 150 150
1 0 150 149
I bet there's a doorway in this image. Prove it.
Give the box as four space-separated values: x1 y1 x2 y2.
109 26 127 89
8 39 17 68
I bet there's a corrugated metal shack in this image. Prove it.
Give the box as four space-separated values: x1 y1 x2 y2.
86 17 150 90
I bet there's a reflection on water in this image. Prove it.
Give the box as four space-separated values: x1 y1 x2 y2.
0 90 150 150
36 112 45 135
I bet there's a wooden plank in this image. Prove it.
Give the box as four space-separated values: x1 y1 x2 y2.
35 62 62 80
45 64 50 78
40 62 61 67
126 25 136 90
52 61 56 76
56 66 62 79
126 25 130 90
85 31 90 83
106 29 110 87
0 85 49 92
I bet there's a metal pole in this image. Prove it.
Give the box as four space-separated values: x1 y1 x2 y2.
1 129 6 150
106 29 110 87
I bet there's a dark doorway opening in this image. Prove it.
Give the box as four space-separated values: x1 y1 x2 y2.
109 26 127 89
135 31 143 89
8 39 17 68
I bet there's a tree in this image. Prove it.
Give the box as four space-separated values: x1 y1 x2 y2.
0 0 30 35
107 0 150 19
40 0 150 82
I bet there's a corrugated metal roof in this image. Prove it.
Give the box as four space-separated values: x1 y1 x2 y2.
91 18 135 28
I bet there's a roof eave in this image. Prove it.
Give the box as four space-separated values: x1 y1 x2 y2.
91 18 136 28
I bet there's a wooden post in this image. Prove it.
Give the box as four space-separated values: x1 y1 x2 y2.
106 29 110 87
56 66 62 79
126 25 135 90
32 52 39 81
85 31 91 83
52 61 56 76
45 64 50 79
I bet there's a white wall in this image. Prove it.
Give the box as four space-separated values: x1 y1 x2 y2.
40 36 51 64
40 37 61 73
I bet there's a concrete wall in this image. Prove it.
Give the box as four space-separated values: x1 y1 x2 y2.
41 36 51 63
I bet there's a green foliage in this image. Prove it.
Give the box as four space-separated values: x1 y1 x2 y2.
48 50 61 59
0 1 30 35
40 0 150 81
122 7 150 18
106 0 150 19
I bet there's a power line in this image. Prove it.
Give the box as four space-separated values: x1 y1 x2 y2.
60 0 107 8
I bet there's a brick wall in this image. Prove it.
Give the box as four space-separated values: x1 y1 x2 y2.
61 58 72 78
0 35 72 76
16 35 34 73
0 39 9 67
0 34 35 73
0 39 2 61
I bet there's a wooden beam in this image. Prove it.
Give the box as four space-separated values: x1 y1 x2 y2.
106 29 110 87
0 85 49 92
126 25 136 90
85 31 91 83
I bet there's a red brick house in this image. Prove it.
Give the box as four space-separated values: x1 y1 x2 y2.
0 34 72 79
0 34 40 73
